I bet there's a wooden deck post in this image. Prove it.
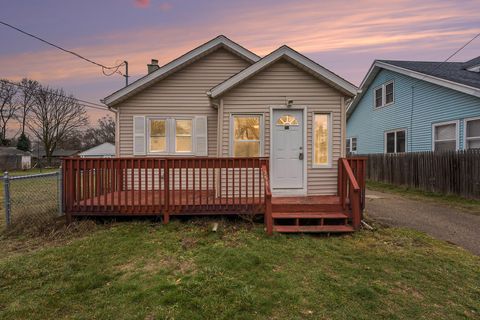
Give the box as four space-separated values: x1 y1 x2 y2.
163 159 170 224
265 193 273 235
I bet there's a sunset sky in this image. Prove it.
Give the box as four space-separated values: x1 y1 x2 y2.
1 0 479 125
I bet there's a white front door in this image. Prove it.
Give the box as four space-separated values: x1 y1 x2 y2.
271 109 304 190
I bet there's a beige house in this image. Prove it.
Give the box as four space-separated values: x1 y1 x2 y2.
102 35 357 197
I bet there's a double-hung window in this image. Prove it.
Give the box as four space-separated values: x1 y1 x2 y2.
385 129 406 153
148 118 194 154
175 119 193 153
374 81 394 108
231 115 262 157
313 114 331 166
346 137 357 154
465 118 480 149
149 119 168 153
433 121 458 151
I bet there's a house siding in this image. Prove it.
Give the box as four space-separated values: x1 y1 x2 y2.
347 69 480 153
115 48 251 156
220 59 345 195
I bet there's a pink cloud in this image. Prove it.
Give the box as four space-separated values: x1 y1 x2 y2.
134 0 150 8
158 2 172 12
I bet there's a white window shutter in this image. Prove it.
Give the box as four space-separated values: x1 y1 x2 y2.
133 116 146 155
194 116 208 156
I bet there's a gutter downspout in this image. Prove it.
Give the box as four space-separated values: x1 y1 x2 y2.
410 85 415 152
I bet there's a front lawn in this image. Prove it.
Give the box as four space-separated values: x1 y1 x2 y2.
1 220 479 319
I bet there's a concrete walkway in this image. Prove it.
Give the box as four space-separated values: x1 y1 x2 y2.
365 189 480 256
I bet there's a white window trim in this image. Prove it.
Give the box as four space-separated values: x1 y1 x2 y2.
346 137 358 154
384 128 407 154
229 113 264 157
146 116 195 155
312 112 333 168
464 116 480 150
373 80 394 109
432 120 459 151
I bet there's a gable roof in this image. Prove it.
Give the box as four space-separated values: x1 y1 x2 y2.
464 56 480 70
102 35 260 107
347 57 480 117
0 147 30 156
78 142 115 157
208 45 357 98
381 58 480 90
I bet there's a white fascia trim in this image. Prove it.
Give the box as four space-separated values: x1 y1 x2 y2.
347 61 480 117
103 36 260 106
208 46 358 98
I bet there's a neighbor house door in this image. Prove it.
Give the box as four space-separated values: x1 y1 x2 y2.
271 109 304 191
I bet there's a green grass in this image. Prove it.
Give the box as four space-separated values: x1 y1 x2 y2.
1 220 479 319
367 180 480 214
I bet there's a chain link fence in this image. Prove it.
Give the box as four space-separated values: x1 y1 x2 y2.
2 171 63 230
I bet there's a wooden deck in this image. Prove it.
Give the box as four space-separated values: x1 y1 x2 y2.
73 190 264 215
63 157 367 234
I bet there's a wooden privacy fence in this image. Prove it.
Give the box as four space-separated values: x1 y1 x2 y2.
62 157 270 221
362 150 480 199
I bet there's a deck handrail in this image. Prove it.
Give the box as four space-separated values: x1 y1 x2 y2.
341 158 360 191
338 157 366 230
63 157 270 223
261 164 273 235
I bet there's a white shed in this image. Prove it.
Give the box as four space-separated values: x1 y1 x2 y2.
78 143 116 158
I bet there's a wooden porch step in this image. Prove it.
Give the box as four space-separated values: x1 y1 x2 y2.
273 225 354 233
271 195 343 212
272 212 348 219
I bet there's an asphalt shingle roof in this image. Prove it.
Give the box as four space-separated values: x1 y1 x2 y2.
379 56 480 90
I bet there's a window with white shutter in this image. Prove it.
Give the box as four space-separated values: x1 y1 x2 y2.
139 116 207 156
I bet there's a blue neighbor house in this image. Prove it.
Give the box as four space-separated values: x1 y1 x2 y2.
346 56 480 154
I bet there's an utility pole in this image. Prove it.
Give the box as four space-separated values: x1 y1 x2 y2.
124 61 129 87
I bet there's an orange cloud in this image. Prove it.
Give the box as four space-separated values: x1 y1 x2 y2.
1 0 478 86
134 0 150 8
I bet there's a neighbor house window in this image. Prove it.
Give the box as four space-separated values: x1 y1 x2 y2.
149 119 167 153
175 119 193 152
346 137 357 154
433 121 458 151
313 114 331 166
465 118 480 149
374 80 394 108
232 115 262 157
385 129 406 153
148 117 194 154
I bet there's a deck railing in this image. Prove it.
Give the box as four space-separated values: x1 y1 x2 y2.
261 164 273 235
338 157 367 230
63 157 269 222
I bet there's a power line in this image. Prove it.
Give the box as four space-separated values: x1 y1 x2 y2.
2 79 113 112
0 20 125 77
427 31 480 74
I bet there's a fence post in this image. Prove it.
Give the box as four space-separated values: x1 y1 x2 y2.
57 166 63 217
3 171 11 226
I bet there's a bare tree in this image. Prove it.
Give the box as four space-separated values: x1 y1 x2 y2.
17 78 40 135
28 85 88 165
83 115 115 149
0 79 19 145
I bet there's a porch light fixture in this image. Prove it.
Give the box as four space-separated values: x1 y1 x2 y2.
287 100 293 108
